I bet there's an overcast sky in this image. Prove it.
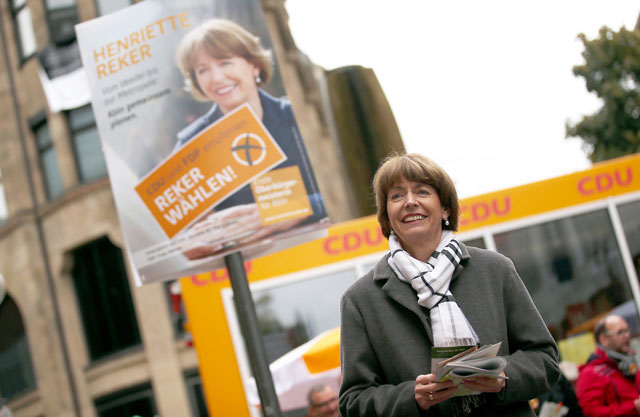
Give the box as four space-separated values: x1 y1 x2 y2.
284 1 640 198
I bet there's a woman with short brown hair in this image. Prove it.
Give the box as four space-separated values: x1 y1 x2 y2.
339 153 559 416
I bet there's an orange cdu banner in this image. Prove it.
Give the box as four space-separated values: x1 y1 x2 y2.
135 105 286 238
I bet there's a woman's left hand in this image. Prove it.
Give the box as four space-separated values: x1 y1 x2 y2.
461 371 506 393
414 374 458 410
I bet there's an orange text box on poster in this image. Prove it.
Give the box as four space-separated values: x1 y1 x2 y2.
251 165 312 225
135 105 286 238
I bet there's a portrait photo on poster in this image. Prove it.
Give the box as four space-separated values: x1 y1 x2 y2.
75 0 328 284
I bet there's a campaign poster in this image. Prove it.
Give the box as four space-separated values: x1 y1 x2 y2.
75 0 329 285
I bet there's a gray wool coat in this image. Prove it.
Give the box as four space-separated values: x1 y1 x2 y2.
339 243 560 417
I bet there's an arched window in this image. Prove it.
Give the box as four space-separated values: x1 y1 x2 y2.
0 295 37 400
71 236 141 361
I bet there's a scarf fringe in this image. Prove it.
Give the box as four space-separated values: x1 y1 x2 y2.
452 395 484 416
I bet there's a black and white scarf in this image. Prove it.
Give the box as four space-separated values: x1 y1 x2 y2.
388 230 478 347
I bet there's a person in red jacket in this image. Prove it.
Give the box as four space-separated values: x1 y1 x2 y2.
577 314 640 416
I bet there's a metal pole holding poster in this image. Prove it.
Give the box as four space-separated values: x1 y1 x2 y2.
225 251 283 417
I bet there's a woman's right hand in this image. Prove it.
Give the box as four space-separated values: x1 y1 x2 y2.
414 373 458 411
182 204 263 260
181 203 307 260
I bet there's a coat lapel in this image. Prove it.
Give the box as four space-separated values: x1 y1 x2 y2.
373 255 434 344
258 89 288 127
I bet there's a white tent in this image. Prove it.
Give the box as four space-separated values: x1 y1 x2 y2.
245 327 341 411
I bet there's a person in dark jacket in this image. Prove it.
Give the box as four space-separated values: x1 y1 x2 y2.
339 153 560 417
533 371 584 417
576 314 640 417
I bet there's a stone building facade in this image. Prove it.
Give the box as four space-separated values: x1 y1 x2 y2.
0 0 403 416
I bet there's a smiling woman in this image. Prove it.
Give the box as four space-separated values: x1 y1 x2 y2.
170 18 327 260
338 153 560 417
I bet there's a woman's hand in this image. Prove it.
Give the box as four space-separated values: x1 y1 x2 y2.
239 216 306 244
461 371 506 393
414 374 458 410
182 204 262 260
181 203 308 260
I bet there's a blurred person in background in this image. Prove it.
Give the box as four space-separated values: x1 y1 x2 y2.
577 314 640 416
531 361 584 417
307 384 339 417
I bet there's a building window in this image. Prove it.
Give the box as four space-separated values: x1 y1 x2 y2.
31 113 64 199
227 267 357 416
71 237 141 361
10 0 37 60
95 0 131 16
94 383 157 417
67 105 107 183
185 370 209 417
43 0 78 45
0 295 37 400
493 209 632 341
251 268 356 363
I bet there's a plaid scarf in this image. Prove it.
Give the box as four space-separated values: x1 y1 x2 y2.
388 230 478 347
